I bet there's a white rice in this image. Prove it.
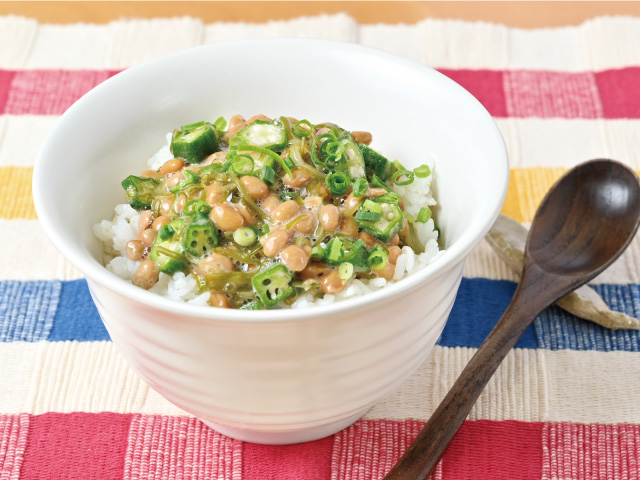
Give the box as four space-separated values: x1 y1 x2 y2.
94 139 444 308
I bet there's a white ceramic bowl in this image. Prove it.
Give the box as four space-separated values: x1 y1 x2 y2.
33 39 508 444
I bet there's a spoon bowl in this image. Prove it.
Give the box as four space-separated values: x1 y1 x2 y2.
385 159 640 480
528 159 640 277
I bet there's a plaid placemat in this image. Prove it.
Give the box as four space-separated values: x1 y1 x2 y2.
1 14 640 479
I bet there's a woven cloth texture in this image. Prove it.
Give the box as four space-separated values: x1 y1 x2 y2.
1 13 640 479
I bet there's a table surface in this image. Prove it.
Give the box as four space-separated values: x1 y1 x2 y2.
1 1 640 28
1 7 640 480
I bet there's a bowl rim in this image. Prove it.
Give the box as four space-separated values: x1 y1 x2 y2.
33 38 509 323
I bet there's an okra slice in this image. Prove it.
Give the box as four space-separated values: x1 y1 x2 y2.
240 299 265 310
183 214 219 257
171 122 219 164
251 263 295 307
237 120 287 152
356 202 404 242
121 175 158 211
149 218 188 274
359 145 395 181
169 170 200 193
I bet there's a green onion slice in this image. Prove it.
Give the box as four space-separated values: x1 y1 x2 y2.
325 141 345 157
353 178 369 197
284 156 295 170
293 120 313 137
262 165 276 186
392 159 406 171
368 246 388 271
393 169 415 186
414 164 431 178
233 227 257 246
415 207 432 223
311 133 337 166
231 154 254 175
213 116 227 131
362 199 383 214
372 192 400 204
355 210 382 222
325 172 351 196
327 238 343 262
370 174 390 191
235 144 292 176
228 136 243 150
339 262 354 281
183 199 211 216
311 246 325 258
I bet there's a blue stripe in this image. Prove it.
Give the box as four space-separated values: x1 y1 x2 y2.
437 279 539 349
535 284 640 351
2 278 639 350
48 279 110 341
0 280 61 341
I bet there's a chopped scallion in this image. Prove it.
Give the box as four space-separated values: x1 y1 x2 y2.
414 164 431 178
327 238 343 262
338 262 354 281
416 207 432 223
183 199 211 216
367 246 388 271
231 154 254 175
393 170 415 186
362 199 383 214
353 178 369 197
284 156 295 170
370 174 390 191
325 172 351 196
234 227 257 246
262 165 276 186
213 116 227 131
355 210 382 222
392 159 406 171
311 246 325 258
293 119 313 137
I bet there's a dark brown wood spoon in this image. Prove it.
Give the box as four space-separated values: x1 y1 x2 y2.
384 159 640 480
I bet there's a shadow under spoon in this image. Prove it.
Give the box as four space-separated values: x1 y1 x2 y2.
384 159 640 480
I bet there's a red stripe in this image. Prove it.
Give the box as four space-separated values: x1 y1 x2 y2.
595 67 640 119
439 69 508 117
0 414 29 479
20 412 132 480
243 437 334 480
543 422 640 479
124 415 242 480
443 420 543 480
0 67 638 118
10 413 640 479
503 70 603 118
0 70 16 113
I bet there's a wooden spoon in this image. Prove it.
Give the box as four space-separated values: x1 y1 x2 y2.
384 159 640 480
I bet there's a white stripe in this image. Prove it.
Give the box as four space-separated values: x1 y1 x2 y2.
1 16 640 70
0 16 37 68
0 220 83 280
4 341 640 425
496 118 640 170
0 116 58 167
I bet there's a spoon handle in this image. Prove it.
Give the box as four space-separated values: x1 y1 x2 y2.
383 269 556 480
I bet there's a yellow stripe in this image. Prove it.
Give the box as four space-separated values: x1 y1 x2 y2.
1 166 638 223
0 167 37 219
501 167 568 223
